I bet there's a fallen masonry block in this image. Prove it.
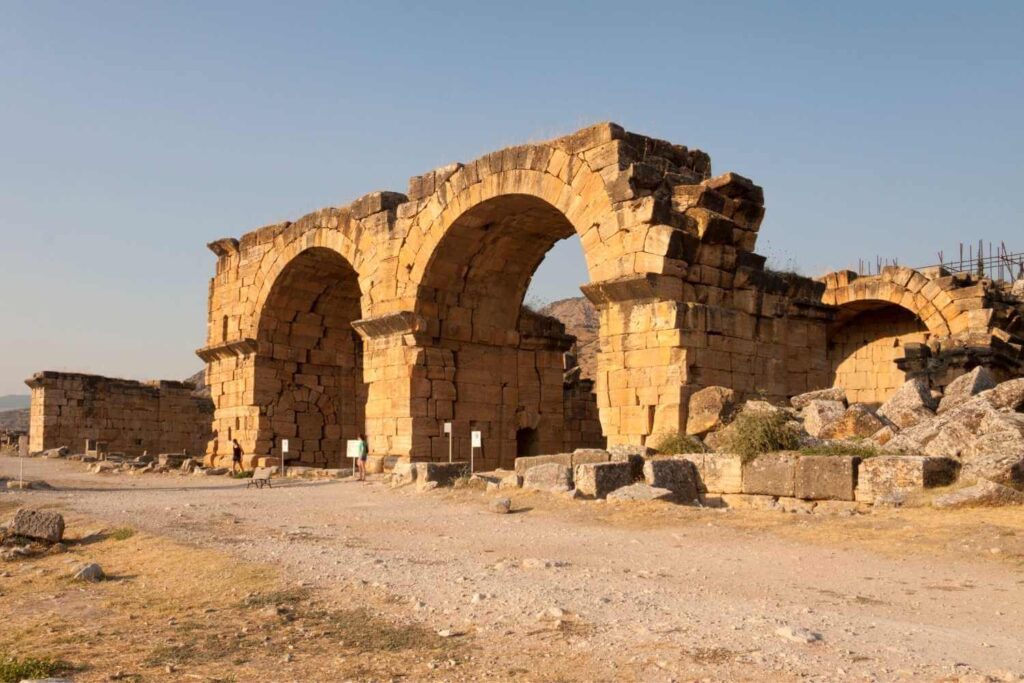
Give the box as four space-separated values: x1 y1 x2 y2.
571 448 610 467
674 454 707 491
643 458 700 502
701 453 743 494
514 453 572 477
574 461 634 498
932 479 1024 509
523 463 572 491
795 456 859 501
413 462 468 487
13 509 65 543
606 483 674 502
856 455 959 504
742 452 798 497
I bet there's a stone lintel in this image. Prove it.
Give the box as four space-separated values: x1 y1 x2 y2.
580 274 684 306
206 238 240 257
195 338 258 362
352 311 425 340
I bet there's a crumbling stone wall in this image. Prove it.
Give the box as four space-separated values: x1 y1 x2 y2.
822 268 1024 402
562 378 605 452
26 371 213 456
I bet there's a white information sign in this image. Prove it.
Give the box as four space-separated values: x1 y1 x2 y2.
281 439 290 454
471 430 482 448
443 422 452 434
346 439 362 459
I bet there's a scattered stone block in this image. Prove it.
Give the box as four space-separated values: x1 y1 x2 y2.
933 479 1024 509
499 473 522 489
685 386 737 436
413 462 467 487
12 509 65 543
820 404 886 440
701 453 743 494
364 456 385 474
878 379 936 429
795 456 859 501
938 367 997 414
391 462 417 486
803 400 846 438
514 453 572 477
856 455 959 503
570 448 610 466
606 483 673 502
791 387 846 410
73 562 105 582
523 463 572 491
643 458 700 502
574 461 634 498
742 452 797 497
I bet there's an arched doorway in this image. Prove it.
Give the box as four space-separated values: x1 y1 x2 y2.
253 247 365 467
827 301 929 404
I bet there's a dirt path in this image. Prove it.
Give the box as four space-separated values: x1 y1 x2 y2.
2 455 1023 682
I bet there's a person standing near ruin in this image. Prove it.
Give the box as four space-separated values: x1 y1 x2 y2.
231 439 243 473
356 434 368 481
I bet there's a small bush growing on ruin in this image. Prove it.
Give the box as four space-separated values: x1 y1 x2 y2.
799 442 879 458
0 653 70 683
727 411 800 462
653 431 708 454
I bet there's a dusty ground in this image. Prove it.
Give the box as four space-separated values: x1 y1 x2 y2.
2 455 1023 683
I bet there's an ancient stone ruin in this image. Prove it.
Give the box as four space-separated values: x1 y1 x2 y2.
194 122 1022 471
23 123 1024 478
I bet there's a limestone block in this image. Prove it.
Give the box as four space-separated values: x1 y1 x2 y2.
701 453 743 494
571 448 610 466
937 367 996 414
574 461 634 498
514 453 573 476
820 404 886 440
742 452 798 497
606 483 674 502
933 479 1024 509
523 462 573 491
878 379 937 429
685 386 736 436
795 456 858 501
413 462 468 487
790 386 847 410
13 509 65 543
643 458 700 502
802 400 846 438
856 456 959 503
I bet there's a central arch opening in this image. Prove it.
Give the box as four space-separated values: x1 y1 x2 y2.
254 247 365 467
827 301 929 405
417 194 605 469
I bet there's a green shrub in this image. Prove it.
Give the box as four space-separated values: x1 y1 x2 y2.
727 411 800 462
110 527 135 541
799 442 879 458
230 470 254 479
0 653 70 683
653 431 708 454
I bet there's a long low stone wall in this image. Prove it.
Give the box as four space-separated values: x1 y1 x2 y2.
26 371 213 457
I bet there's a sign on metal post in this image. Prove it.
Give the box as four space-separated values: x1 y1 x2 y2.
346 439 361 475
444 422 452 463
280 439 289 476
470 430 481 473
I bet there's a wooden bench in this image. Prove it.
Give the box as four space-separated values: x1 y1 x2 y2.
247 467 274 489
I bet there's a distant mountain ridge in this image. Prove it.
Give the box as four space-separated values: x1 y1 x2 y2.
0 394 30 411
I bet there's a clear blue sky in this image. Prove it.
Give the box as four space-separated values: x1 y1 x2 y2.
1 1 1022 395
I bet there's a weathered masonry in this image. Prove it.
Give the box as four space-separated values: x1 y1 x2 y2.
199 123 1023 469
26 371 213 456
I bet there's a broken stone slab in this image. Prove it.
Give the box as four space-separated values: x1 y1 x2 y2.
523 463 572 491
982 377 1024 411
791 386 846 410
685 386 737 436
855 455 959 504
38 447 68 459
607 444 647 479
13 509 65 543
574 461 634 498
933 479 1024 509
803 400 846 438
960 416 1024 487
701 453 743 494
204 467 229 476
674 454 707 491
513 453 572 477
498 473 522 489
794 456 859 501
742 452 798 497
878 379 937 429
606 483 674 502
413 462 468 487
390 462 417 486
570 448 610 466
643 458 700 502
937 367 997 414
73 562 105 582
820 404 886 440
